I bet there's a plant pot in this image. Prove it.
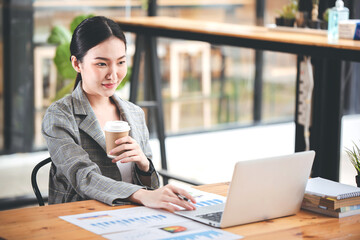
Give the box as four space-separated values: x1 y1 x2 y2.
283 18 295 27
356 174 360 187
275 17 284 27
308 20 322 29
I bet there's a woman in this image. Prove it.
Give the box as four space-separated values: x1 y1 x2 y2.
42 16 195 212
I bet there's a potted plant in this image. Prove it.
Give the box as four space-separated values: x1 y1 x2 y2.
277 0 298 27
345 141 360 187
321 8 330 29
275 9 284 26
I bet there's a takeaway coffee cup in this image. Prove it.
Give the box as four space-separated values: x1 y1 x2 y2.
104 121 131 159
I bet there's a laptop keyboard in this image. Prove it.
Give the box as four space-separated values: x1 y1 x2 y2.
196 211 223 223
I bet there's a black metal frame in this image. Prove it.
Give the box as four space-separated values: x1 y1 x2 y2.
31 157 51 206
253 0 265 122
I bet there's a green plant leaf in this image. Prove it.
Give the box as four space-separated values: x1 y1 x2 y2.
279 0 298 20
54 80 75 101
276 9 284 18
345 141 360 173
54 42 77 80
141 0 149 10
117 67 131 90
47 25 72 45
70 14 95 33
323 8 330 22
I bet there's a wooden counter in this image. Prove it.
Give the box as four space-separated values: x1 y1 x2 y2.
115 16 360 61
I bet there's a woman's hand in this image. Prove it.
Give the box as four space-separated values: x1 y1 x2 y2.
129 185 197 212
109 136 149 172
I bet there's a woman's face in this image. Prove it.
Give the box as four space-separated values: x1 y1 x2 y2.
74 36 127 98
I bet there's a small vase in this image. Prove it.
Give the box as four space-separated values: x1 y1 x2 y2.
356 173 360 187
296 11 308 28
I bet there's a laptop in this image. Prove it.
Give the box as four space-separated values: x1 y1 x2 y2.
175 151 315 228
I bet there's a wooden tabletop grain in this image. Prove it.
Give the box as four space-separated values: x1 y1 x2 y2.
0 182 359 239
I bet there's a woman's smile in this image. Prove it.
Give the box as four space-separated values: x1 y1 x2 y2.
102 82 117 89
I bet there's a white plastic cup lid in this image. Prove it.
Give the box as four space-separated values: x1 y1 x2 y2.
104 121 130 132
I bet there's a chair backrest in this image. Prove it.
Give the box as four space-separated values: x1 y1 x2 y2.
31 157 51 206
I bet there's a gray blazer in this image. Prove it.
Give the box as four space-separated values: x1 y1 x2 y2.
42 83 159 205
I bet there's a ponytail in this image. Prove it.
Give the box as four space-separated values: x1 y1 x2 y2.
73 73 82 90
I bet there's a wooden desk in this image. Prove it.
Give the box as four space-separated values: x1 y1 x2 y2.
1 183 360 239
115 16 360 182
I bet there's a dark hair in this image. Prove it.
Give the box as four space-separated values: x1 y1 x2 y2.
70 16 127 90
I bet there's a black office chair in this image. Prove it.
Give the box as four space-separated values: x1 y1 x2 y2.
31 157 51 206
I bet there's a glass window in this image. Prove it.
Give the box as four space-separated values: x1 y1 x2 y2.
154 0 297 134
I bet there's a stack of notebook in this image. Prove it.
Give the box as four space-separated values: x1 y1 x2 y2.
302 177 360 218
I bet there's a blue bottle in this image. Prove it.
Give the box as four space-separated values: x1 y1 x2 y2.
328 0 349 43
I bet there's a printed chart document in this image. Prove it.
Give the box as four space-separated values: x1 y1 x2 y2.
173 186 227 211
60 206 242 240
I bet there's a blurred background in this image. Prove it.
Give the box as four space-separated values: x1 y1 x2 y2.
0 0 359 210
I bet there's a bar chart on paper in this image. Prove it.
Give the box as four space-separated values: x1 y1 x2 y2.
194 199 224 208
61 206 242 240
60 207 186 235
87 213 167 230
